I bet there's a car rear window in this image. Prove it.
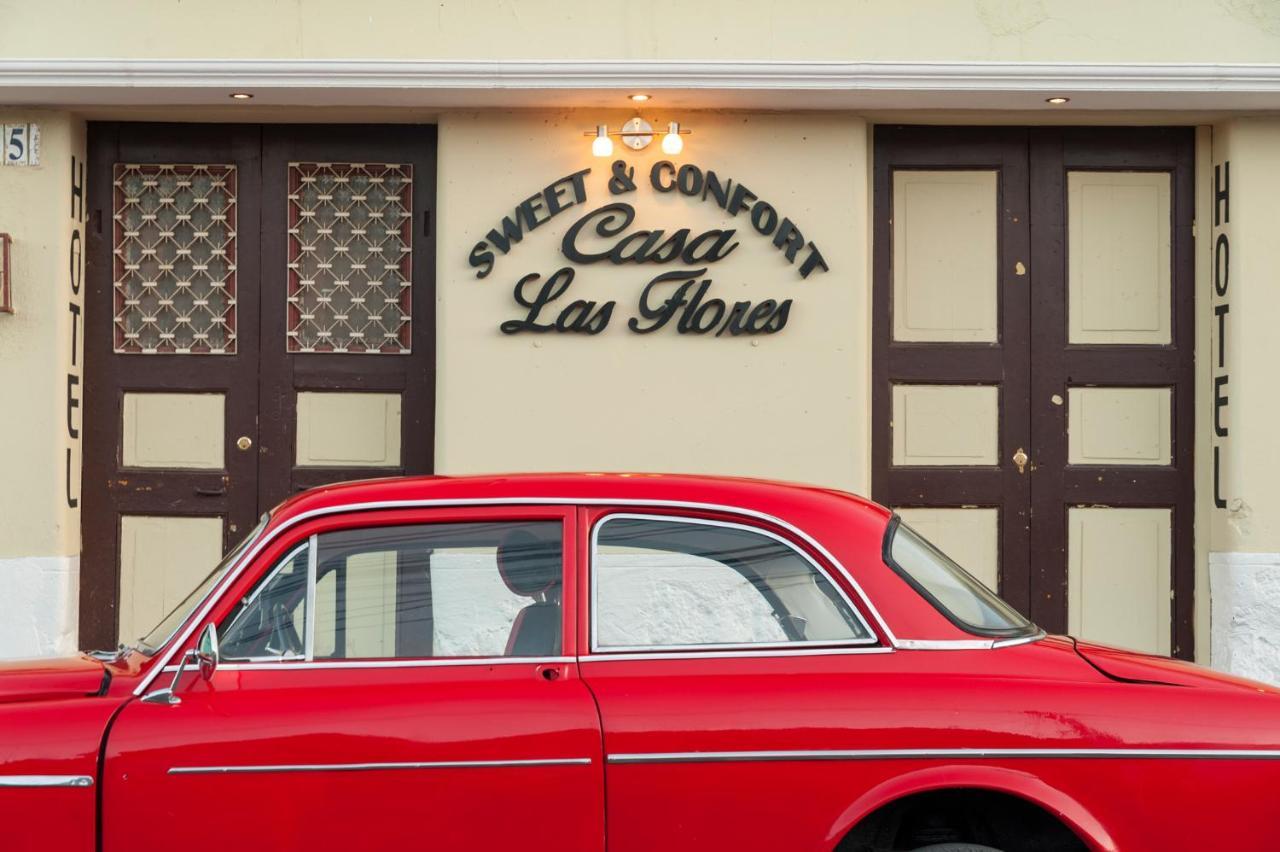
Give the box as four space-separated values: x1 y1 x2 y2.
884 517 1036 638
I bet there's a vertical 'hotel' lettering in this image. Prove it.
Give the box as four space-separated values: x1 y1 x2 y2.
1213 161 1230 510
67 155 84 509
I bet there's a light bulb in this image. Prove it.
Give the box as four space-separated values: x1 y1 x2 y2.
592 125 613 158
661 122 683 155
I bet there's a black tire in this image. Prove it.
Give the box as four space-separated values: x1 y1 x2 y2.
911 846 1004 852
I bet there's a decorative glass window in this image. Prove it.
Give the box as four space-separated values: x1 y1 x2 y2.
287 163 413 354
112 164 237 354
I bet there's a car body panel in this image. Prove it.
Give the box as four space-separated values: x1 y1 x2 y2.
0 695 119 852
3 474 1280 851
103 663 605 852
0 655 106 703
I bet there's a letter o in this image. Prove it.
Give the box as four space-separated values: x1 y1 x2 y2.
1215 233 1230 298
750 202 778 237
677 164 704 197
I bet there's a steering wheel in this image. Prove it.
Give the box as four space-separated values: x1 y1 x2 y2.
267 602 304 657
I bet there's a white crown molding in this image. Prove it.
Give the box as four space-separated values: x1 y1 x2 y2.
6 59 1280 111
4 59 1280 92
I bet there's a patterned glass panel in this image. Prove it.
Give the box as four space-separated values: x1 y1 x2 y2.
287 163 413 354
113 165 237 354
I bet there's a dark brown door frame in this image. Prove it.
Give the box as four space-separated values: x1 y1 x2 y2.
1027 127 1196 657
256 124 437 509
872 125 1196 658
872 127 1033 615
82 124 263 650
81 123 437 651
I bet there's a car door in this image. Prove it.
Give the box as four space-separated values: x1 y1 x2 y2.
576 507 904 852
103 506 604 852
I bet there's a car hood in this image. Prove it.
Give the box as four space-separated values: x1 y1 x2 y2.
0 655 108 704
1073 638 1280 693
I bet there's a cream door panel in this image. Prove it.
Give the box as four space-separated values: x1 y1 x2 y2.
896 508 1000 591
892 170 999 343
295 392 402 467
118 515 224 643
1068 387 1172 466
1067 171 1172 345
1067 507 1172 655
892 384 999 466
122 392 225 469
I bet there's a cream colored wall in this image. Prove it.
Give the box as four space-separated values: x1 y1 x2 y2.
1206 118 1280 680
1209 119 1280 555
0 111 84 559
435 110 868 492
0 110 85 658
4 1 1280 63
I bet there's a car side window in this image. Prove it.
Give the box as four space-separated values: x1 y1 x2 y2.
221 520 564 661
592 515 874 651
220 542 310 661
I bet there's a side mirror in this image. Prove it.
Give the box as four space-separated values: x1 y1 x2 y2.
142 623 220 706
196 623 220 681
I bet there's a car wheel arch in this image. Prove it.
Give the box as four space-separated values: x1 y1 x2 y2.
824 765 1117 852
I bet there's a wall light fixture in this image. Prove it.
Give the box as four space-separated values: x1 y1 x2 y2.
585 118 691 157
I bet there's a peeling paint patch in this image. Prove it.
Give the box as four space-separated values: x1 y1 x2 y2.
1218 0 1280 36
1211 552 1280 686
0 555 79 659
975 0 1048 36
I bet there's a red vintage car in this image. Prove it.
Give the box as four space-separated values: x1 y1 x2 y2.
3 473 1278 852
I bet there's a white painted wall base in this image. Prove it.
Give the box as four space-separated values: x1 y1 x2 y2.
0 556 79 660
1210 552 1280 685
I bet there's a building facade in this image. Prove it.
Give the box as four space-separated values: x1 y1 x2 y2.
2 0 1280 680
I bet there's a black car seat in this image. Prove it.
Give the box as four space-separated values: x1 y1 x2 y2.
496 528 563 657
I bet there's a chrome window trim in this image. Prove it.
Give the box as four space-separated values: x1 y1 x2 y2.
579 646 896 662
137 495 903 697
0 775 94 788
993 630 1047 648
164 648 918 670
607 747 1280 765
304 533 318 659
169 757 592 776
589 512 878 655
893 632 1047 651
162 655 575 673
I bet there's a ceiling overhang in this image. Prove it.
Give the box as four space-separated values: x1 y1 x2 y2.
5 59 1280 112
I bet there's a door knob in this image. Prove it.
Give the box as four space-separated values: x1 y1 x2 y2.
1012 447 1029 474
236 436 253 451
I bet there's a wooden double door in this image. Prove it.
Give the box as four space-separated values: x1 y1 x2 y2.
872 127 1195 658
82 123 436 649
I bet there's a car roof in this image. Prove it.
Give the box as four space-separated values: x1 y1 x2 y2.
267 472 893 529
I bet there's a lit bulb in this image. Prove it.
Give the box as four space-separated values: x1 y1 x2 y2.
592 125 613 158
661 122 683 155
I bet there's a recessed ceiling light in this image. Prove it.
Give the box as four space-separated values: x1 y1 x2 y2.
229 92 254 100
1046 96 1070 105
629 93 651 103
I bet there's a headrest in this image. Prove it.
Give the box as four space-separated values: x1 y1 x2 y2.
496 528 562 597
